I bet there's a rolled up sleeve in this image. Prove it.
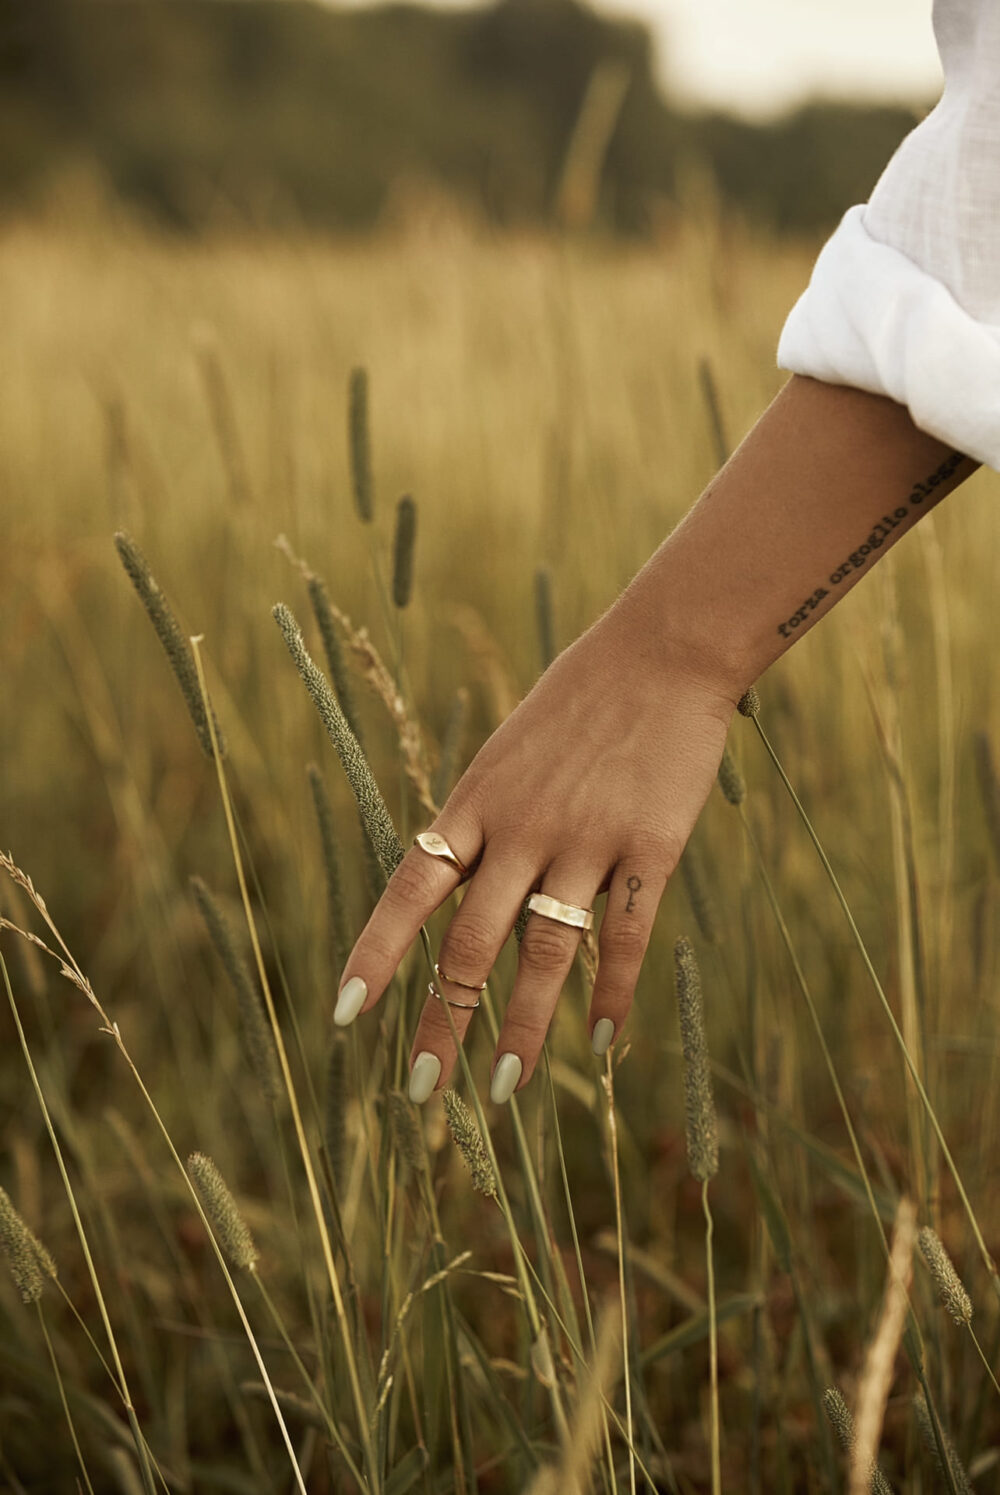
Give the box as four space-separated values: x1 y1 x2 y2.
777 0 1000 471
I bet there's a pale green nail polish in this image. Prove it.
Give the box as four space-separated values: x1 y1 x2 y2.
591 1018 615 1057
408 1051 441 1105
334 975 367 1026
490 1052 522 1105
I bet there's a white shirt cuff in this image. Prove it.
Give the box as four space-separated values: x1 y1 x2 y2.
777 204 1000 472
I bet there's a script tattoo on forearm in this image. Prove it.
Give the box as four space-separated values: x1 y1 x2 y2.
625 875 641 913
775 451 966 639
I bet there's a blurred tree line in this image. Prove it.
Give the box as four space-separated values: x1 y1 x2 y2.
0 0 932 236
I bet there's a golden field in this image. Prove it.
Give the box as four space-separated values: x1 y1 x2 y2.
1 203 999 1492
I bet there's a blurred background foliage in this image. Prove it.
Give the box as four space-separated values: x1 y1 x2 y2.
0 0 931 238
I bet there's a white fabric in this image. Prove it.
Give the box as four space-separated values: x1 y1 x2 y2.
777 0 1000 471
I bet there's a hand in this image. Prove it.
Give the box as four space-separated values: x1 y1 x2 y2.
333 588 736 1105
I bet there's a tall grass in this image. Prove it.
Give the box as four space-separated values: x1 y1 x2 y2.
1 206 999 1490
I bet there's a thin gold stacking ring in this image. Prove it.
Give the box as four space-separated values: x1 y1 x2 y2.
428 979 480 1012
526 891 595 932
413 830 469 880
435 961 487 994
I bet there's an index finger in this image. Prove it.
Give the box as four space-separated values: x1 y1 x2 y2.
333 814 482 1026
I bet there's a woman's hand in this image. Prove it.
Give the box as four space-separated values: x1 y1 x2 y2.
333 589 737 1104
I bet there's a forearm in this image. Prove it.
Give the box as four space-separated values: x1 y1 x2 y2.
620 374 980 702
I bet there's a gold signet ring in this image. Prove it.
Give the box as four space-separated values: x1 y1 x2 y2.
526 892 594 932
413 831 469 879
428 979 480 1012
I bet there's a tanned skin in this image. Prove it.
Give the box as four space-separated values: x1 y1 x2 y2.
334 375 980 1099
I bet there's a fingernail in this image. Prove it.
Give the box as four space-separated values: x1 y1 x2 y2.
334 975 367 1027
408 1051 441 1105
490 1052 522 1105
591 1018 615 1057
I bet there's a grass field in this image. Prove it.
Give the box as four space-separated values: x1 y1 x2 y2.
2 203 1000 1492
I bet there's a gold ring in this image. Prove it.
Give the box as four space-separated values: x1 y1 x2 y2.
413 831 469 879
428 979 480 1012
526 891 594 932
435 961 487 994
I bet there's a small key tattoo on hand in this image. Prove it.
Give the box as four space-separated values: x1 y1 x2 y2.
625 875 642 913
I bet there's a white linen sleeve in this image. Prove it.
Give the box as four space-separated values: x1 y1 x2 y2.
777 0 1000 471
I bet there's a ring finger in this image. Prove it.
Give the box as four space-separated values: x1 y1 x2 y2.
489 860 602 1103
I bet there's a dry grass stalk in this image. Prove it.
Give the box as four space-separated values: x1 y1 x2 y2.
314 595 436 815
194 328 253 508
673 937 719 1182
348 366 373 523
717 747 746 806
186 1154 259 1272
190 876 281 1106
973 730 1000 872
913 1393 974 1495
113 531 226 759
306 763 351 975
918 1226 973 1325
822 1388 894 1495
442 1090 497 1200
392 495 417 608
0 1187 47 1304
850 1197 917 1495
272 603 405 879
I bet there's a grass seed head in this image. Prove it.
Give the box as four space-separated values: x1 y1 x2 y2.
717 747 746 806
673 936 718 1182
388 1090 426 1174
737 686 760 719
533 566 555 672
190 877 281 1105
0 1188 46 1304
187 1153 258 1271
823 1387 895 1495
348 365 373 523
273 603 404 880
918 1226 973 1324
432 687 469 809
307 574 366 749
442 1090 497 1199
391 495 417 608
113 530 226 759
679 842 718 945
913 1393 975 1495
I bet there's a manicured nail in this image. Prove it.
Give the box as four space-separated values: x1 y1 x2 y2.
490 1052 522 1105
591 1018 615 1057
408 1051 441 1105
334 975 367 1027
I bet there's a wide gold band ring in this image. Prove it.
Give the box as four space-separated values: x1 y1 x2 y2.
435 961 487 994
526 891 594 932
413 831 469 880
428 979 480 1012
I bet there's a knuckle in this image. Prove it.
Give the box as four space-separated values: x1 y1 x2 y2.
439 912 496 973
600 916 648 965
387 853 436 909
520 920 575 975
628 826 680 877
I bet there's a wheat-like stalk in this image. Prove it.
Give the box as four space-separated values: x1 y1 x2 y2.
392 495 417 608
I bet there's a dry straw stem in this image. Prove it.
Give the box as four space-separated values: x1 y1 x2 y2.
273 603 405 879
187 1154 259 1272
113 530 226 759
190 877 281 1105
850 1197 917 1495
391 495 417 608
348 365 373 523
193 326 253 508
698 356 730 471
918 1226 973 1325
534 566 556 672
442 1090 497 1199
913 1393 974 1495
0 1186 46 1304
673 937 719 1182
822 1389 894 1495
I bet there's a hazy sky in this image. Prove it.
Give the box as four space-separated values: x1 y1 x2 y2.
335 0 945 120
